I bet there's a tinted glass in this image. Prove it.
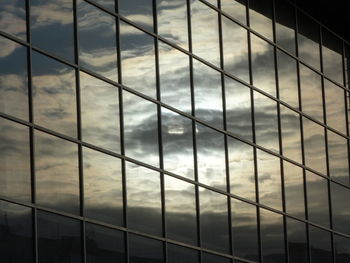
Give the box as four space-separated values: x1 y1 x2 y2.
286 218 308 263
331 182 350 235
129 234 164 263
200 188 230 254
80 72 120 153
275 1 295 54
309 226 332 263
202 253 231 263
221 0 246 25
126 162 162 236
165 176 197 245
35 131 80 215
334 235 350 263
78 0 118 82
37 211 82 263
83 147 123 226
86 223 125 263
31 0 75 62
0 0 26 39
249 0 273 40
32 52 77 137
119 0 154 32
91 0 114 10
0 201 33 262
0 118 31 202
168 244 199 263
0 36 28 120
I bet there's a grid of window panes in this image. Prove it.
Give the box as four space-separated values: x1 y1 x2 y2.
1 0 350 262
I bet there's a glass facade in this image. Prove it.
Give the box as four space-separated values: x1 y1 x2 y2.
0 0 350 262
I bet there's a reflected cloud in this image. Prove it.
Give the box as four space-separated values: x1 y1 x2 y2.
0 0 26 40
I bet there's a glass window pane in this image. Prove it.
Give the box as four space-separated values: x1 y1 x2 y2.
0 0 26 39
260 208 286 263
78 0 118 82
345 44 350 90
193 59 223 128
257 150 282 211
251 35 276 96
86 223 125 263
0 118 31 202
162 108 194 179
196 123 226 190
37 211 82 263
91 0 114 10
222 17 249 82
83 147 123 226
157 0 188 48
80 72 120 153
126 162 162 236
280 105 302 163
191 0 220 66
119 0 154 32
335 235 350 263
309 226 332 263
254 92 279 152
275 1 295 54
129 234 164 263
331 182 350 235
231 199 259 262
165 176 197 245
168 244 199 263
283 161 305 219
159 41 191 113
249 0 273 40
303 118 327 175
31 0 75 62
123 91 159 167
225 76 252 141
120 22 156 98
32 52 77 137
221 0 246 25
0 36 28 120
306 171 329 228
202 253 231 263
35 131 80 215
0 201 33 262
200 188 230 254
286 218 308 263
228 138 255 201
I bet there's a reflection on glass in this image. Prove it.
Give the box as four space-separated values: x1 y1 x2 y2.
92 0 114 10
286 218 308 263
31 0 75 61
157 0 188 48
120 21 156 98
35 131 80 215
193 59 223 128
119 0 154 32
346 44 350 90
254 92 279 152
0 118 31 202
0 36 28 120
191 0 220 66
221 0 246 25
260 208 286 263
300 64 323 122
126 162 162 236
324 79 346 134
159 41 191 113
165 176 197 245
251 34 276 96
123 91 159 167
222 17 249 82
322 29 343 84
83 147 123 226
327 131 349 185
37 211 81 263
162 108 194 179
86 223 125 263
129 234 164 263
80 72 120 153
280 105 302 163
225 76 252 141
331 183 350 235
78 0 118 82
202 252 231 263
277 51 298 108
297 12 320 70
249 0 273 40
283 161 305 219
257 150 282 210
303 118 327 174
0 0 26 39
231 199 259 261
200 188 229 254
306 171 329 227
0 201 33 262
275 0 295 54
335 234 350 263
228 138 255 201
196 123 226 190
309 226 332 263
168 244 199 263
32 51 77 137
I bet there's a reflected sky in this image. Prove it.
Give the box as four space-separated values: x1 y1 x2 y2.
221 0 246 25
309 226 332 263
119 0 153 32
168 244 199 263
335 234 350 263
287 218 308 263
129 234 164 263
249 0 273 41
331 183 350 235
0 0 26 40
275 0 295 55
